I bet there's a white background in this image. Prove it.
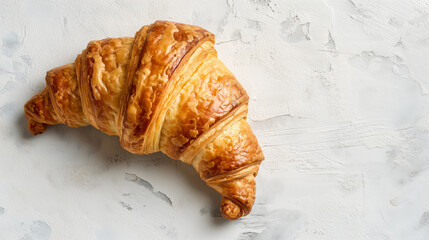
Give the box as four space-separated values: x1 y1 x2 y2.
1 0 429 239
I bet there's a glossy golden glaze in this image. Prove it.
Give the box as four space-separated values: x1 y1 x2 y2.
46 63 87 127
218 174 256 220
194 118 262 219
120 21 213 154
194 118 263 180
160 41 248 160
24 21 264 220
24 87 58 134
76 37 133 135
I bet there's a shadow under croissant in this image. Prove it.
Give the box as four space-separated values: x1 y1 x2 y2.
16 111 228 225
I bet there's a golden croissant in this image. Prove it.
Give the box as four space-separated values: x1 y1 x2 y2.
24 21 264 220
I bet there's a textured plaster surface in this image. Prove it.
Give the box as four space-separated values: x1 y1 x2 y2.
1 0 429 239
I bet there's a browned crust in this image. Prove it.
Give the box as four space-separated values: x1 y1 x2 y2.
24 87 59 134
75 37 133 134
45 63 87 127
196 119 263 180
180 103 249 164
193 118 264 220
119 21 214 154
160 56 249 160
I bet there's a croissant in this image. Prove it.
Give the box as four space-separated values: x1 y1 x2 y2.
24 21 264 220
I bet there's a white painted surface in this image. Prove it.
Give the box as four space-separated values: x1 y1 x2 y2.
1 0 429 239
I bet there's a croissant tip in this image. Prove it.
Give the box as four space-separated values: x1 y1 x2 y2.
220 197 245 220
27 118 48 135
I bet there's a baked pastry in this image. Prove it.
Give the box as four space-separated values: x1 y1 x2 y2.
24 20 264 220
